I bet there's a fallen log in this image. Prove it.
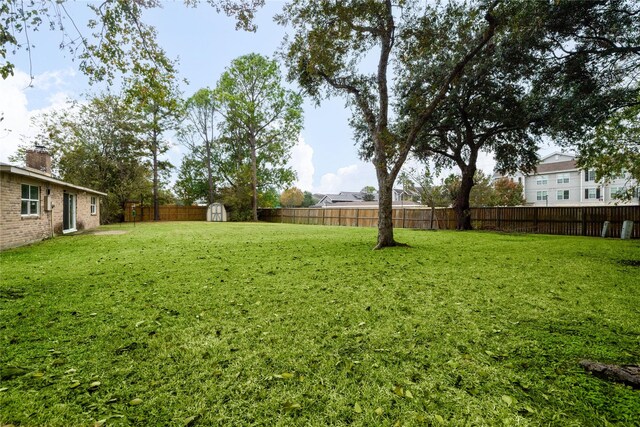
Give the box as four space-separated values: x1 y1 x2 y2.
579 360 640 389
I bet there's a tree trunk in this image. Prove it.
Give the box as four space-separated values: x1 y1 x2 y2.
375 178 396 249
205 139 214 204
579 360 640 389
152 131 160 222
250 134 258 222
455 167 475 230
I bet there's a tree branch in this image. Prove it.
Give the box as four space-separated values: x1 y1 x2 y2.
392 0 500 180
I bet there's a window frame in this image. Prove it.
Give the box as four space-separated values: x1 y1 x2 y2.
556 173 570 184
21 184 40 216
536 175 548 185
584 187 600 200
556 190 570 200
536 190 548 201
90 196 97 215
585 170 596 182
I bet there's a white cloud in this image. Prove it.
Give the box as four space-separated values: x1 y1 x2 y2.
289 136 314 192
0 70 32 163
315 161 377 194
32 69 77 91
0 68 75 163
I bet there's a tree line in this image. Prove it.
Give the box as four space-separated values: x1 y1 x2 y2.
11 53 302 223
4 0 638 247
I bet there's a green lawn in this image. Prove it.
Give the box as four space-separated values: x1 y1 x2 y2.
1 222 639 426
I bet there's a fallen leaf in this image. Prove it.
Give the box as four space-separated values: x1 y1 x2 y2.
525 406 535 414
32 372 44 378
282 401 301 412
502 395 513 406
375 407 384 415
405 390 413 399
393 385 404 397
94 419 106 427
65 368 77 374
88 381 101 390
0 387 8 392
130 398 143 406
69 381 81 389
281 372 294 379
435 414 445 423
184 415 197 426
354 403 362 413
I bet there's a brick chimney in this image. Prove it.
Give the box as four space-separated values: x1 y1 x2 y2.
25 146 52 176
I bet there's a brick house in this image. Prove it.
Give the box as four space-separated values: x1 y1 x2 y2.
0 149 107 250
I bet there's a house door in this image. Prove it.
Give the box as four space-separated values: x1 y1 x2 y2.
63 193 76 232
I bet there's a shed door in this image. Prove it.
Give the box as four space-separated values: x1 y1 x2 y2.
63 193 76 232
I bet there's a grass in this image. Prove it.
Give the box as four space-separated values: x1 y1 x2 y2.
1 222 639 426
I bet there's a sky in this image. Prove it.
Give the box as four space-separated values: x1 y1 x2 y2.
0 1 558 195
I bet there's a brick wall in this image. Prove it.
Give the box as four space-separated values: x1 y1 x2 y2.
1 172 102 250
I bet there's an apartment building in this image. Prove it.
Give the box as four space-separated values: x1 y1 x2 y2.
497 152 639 207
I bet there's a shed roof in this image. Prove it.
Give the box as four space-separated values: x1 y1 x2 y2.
0 163 108 196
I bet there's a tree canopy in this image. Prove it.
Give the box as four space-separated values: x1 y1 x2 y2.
280 187 304 207
406 2 542 229
1 0 264 82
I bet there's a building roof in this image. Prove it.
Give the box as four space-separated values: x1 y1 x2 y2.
0 163 108 196
322 201 423 208
535 159 578 174
539 151 576 163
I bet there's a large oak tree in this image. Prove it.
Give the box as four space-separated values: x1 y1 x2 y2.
277 0 499 248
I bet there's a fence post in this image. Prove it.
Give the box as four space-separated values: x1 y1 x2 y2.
430 207 434 230
534 208 538 232
402 208 406 228
355 209 359 227
581 207 587 236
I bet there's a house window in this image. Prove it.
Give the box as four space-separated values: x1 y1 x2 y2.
21 184 40 216
536 175 548 185
556 190 570 200
91 196 97 215
613 170 626 180
536 191 548 201
584 187 600 200
556 173 570 184
610 187 623 199
585 170 596 182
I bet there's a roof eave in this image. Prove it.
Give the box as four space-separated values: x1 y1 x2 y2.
0 164 108 196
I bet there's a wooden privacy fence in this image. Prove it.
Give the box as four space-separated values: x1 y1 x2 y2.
123 202 207 222
259 206 639 239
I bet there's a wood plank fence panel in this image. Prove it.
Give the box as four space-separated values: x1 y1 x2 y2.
124 202 207 222
259 206 639 239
